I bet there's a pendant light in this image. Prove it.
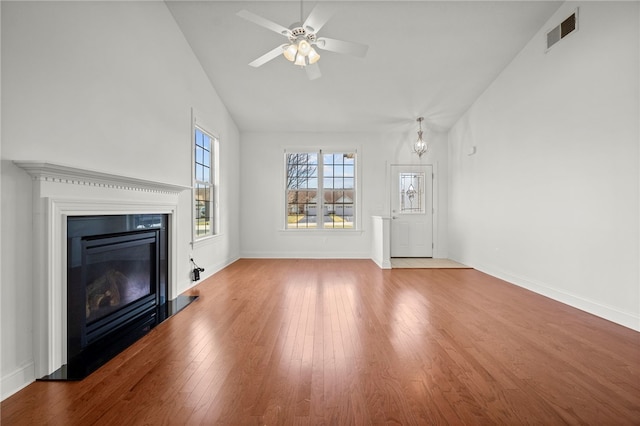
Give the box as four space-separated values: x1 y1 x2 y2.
412 117 429 158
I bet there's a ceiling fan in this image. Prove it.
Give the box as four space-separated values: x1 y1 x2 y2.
237 2 369 80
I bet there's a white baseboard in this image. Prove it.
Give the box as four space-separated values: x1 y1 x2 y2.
181 255 240 291
469 261 640 332
202 255 240 280
240 251 371 259
371 256 392 269
1 361 35 401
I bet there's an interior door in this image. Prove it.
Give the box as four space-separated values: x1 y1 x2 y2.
390 165 433 257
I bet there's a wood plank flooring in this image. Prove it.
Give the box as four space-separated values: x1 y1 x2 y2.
2 259 639 425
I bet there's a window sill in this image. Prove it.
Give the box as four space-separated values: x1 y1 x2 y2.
191 233 223 247
279 229 363 235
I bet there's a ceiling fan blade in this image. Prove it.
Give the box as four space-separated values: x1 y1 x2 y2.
248 45 286 68
237 10 291 37
303 3 334 33
305 63 322 80
316 37 369 58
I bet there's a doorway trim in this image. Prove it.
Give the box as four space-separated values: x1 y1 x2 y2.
389 163 438 258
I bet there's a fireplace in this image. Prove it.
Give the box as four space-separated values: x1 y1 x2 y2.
35 211 197 381
66 214 167 368
14 161 193 381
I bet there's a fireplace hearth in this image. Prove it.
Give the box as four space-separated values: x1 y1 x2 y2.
38 213 196 381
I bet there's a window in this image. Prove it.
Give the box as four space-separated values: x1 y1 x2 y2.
399 172 425 213
286 150 356 229
193 126 218 239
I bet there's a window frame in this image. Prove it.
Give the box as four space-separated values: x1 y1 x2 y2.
191 114 220 243
284 148 359 231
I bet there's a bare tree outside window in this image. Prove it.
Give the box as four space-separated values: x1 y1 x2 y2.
287 153 317 189
286 153 318 228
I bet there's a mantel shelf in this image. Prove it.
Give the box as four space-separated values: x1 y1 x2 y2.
14 161 190 195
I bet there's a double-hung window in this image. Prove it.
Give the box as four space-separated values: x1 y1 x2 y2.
193 126 218 239
286 150 356 229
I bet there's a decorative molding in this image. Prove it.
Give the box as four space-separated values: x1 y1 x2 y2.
14 161 190 195
18 162 186 379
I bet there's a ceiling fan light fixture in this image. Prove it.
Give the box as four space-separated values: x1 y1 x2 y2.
297 39 312 56
307 48 320 64
283 44 298 61
294 54 307 67
237 2 369 79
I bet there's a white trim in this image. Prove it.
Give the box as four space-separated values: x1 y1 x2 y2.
196 255 241 284
13 161 189 194
191 109 220 242
283 147 361 231
1 362 35 401
241 251 371 259
14 161 187 378
279 229 364 235
388 163 435 257
432 161 440 257
190 232 224 247
465 260 640 332
371 216 392 269
46 199 180 376
192 108 221 141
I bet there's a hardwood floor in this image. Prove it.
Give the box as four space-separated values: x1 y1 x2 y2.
2 259 639 425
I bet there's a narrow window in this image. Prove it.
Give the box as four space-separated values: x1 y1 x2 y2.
193 126 217 239
285 150 356 230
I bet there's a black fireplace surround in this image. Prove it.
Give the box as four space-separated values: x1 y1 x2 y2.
39 214 196 381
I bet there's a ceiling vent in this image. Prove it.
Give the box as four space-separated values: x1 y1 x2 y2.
546 9 578 50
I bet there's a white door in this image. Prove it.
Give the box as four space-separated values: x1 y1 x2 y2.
390 165 433 257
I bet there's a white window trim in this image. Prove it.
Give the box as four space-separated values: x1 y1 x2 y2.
283 146 362 231
191 109 220 244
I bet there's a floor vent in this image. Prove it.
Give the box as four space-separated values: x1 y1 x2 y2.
547 9 578 50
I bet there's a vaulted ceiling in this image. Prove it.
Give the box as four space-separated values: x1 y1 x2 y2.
166 1 562 134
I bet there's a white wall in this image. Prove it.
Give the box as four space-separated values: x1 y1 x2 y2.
448 1 639 330
240 131 448 259
0 0 4 403
1 1 240 399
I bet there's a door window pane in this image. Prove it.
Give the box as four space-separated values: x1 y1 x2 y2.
399 173 424 213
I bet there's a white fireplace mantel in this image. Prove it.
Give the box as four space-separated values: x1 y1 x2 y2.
14 161 189 378
14 161 190 194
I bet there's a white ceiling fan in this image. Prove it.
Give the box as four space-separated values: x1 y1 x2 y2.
237 2 369 80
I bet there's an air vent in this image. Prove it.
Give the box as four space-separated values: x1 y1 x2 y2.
546 9 578 50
